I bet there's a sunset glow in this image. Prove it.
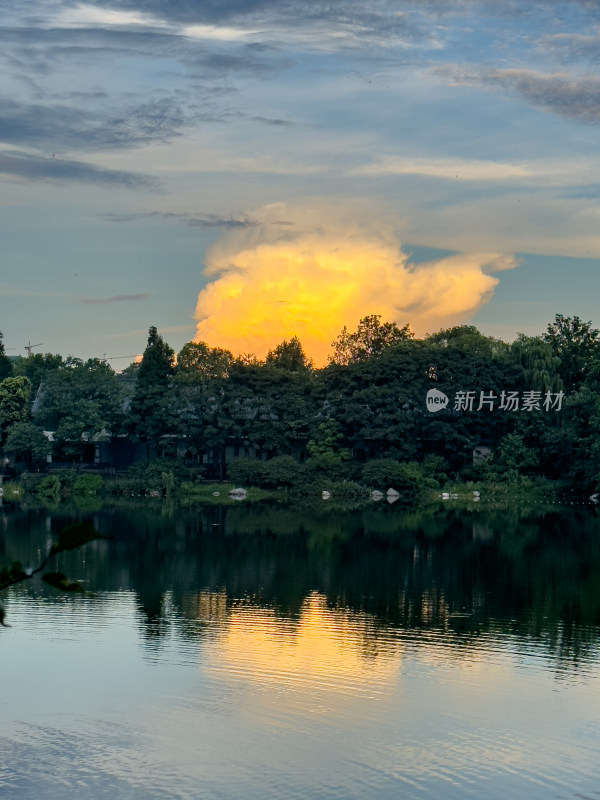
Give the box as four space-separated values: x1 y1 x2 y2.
204 593 401 706
194 207 516 364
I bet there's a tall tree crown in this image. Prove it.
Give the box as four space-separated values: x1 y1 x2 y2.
266 337 312 371
544 314 600 391
137 326 175 389
329 315 413 365
0 331 12 381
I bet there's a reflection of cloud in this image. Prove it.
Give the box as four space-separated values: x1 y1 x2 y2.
194 204 516 365
204 592 400 706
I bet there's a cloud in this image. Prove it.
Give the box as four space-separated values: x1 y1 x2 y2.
441 65 600 123
64 0 394 28
352 154 600 189
0 22 292 86
0 150 157 188
46 0 600 50
79 293 150 304
46 0 443 51
0 94 193 152
193 204 517 365
99 211 258 228
250 115 294 127
538 31 600 64
352 157 535 182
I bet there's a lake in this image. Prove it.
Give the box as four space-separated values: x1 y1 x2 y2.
1 498 600 799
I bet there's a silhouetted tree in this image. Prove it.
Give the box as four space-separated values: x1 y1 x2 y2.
266 336 313 371
544 314 600 391
12 352 63 393
0 332 12 381
128 327 175 448
329 315 413 365
176 341 233 381
426 325 508 360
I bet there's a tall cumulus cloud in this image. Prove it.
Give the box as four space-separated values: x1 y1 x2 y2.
194 205 516 365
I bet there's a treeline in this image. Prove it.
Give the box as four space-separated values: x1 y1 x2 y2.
1 314 599 491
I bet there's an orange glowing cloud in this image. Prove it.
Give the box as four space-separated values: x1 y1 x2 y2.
194 205 516 365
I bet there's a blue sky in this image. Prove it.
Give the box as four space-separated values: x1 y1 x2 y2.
1 0 599 364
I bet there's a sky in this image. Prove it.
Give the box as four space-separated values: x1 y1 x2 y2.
1 0 600 366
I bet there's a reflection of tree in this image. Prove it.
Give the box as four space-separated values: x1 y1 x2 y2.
2 502 600 674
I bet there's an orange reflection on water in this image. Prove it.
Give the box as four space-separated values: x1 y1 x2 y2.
200 592 403 709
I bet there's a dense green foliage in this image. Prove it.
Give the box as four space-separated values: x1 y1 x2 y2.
4 422 51 467
0 315 599 493
329 314 413 365
0 333 12 382
128 326 175 446
12 352 64 392
0 376 32 443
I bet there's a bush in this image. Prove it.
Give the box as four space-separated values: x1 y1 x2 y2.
421 454 449 487
289 478 370 504
227 457 269 487
127 458 189 482
115 459 188 494
489 433 539 480
55 469 78 489
303 453 355 482
262 456 304 488
73 473 104 495
361 459 432 495
320 479 369 499
36 473 61 500
18 472 45 492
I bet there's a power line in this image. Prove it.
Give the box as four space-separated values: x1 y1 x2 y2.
100 354 139 361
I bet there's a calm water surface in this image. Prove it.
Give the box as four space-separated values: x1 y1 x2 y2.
1 499 600 799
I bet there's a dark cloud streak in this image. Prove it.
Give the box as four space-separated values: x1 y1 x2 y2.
0 150 157 188
100 211 257 228
441 66 600 123
80 293 150 304
0 95 197 152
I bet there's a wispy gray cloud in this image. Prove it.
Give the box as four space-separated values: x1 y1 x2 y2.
0 23 291 84
80 293 150 304
29 0 437 50
0 95 194 152
441 66 600 123
538 31 600 65
0 150 157 188
250 115 294 126
99 210 257 228
188 48 292 78
56 0 600 35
